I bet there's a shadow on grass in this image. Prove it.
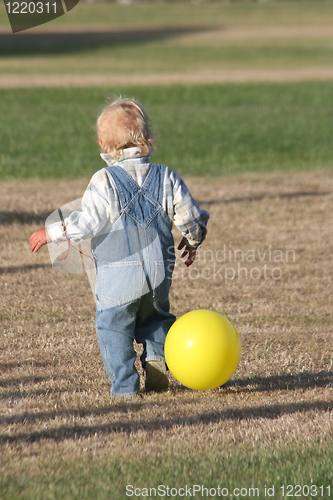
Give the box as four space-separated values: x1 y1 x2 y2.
0 387 72 401
0 263 51 275
0 26 216 56
0 370 332 442
0 375 52 388
2 191 331 225
0 210 51 225
1 399 331 443
223 370 333 393
199 190 333 206
0 360 52 371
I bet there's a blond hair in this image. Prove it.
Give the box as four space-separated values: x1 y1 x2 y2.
96 97 156 159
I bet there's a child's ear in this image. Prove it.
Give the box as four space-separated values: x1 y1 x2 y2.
98 140 109 154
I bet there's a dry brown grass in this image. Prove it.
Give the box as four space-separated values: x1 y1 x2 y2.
0 171 332 474
2 68 333 88
2 21 333 87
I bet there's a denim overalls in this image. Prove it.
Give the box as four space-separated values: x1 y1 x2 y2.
92 164 176 396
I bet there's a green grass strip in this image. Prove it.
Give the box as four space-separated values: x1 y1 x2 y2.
1 0 333 28
1 82 333 179
1 442 332 500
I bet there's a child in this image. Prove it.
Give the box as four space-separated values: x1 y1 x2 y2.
30 97 209 397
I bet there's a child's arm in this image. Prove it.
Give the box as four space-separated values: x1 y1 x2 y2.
31 170 113 251
170 170 209 266
30 227 51 253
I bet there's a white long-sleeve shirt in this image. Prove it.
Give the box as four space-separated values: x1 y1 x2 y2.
47 148 209 248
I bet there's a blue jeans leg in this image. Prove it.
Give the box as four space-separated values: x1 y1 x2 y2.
135 295 176 366
95 306 140 396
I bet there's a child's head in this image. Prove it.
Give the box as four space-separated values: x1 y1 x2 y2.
96 96 156 159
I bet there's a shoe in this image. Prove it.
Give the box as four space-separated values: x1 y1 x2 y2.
144 361 169 392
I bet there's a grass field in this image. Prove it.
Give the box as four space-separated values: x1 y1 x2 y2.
1 1 333 499
1 0 333 79
0 170 332 499
2 82 333 179
2 0 333 29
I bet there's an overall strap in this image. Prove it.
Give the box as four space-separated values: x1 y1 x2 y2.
105 165 140 209
140 163 165 206
106 164 166 228
109 164 166 207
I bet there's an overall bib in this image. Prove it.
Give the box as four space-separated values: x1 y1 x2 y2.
93 164 176 396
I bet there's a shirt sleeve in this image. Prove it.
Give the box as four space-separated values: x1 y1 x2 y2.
47 169 113 245
170 170 210 248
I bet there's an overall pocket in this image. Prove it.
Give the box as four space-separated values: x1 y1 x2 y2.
153 260 172 303
101 261 146 306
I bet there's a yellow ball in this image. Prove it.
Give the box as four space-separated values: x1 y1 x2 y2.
165 310 241 390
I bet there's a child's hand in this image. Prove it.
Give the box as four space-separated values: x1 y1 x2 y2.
178 239 197 267
30 228 50 253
